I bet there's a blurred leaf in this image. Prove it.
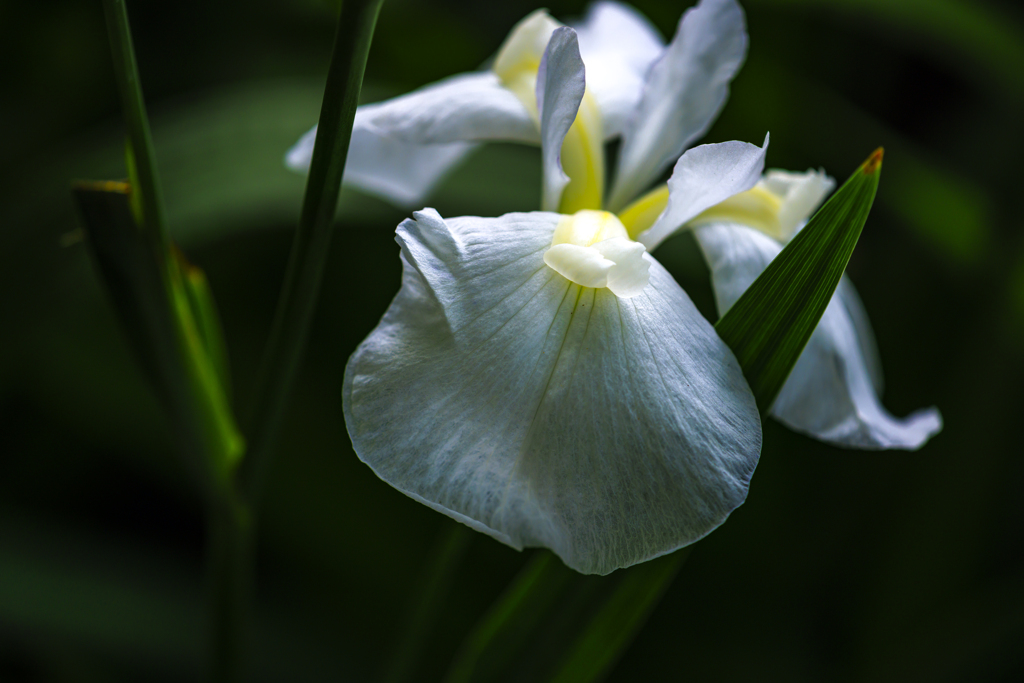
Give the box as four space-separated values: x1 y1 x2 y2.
384 524 473 683
73 183 244 487
444 552 573 683
723 56 993 268
1 80 543 258
0 515 348 681
751 0 1024 98
178 253 234 404
885 155 990 265
716 149 882 413
547 552 687 683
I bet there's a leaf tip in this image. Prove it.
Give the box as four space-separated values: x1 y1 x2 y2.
862 147 884 175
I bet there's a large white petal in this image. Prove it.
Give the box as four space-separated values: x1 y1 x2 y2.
693 222 943 450
344 210 761 575
608 0 748 211
572 1 665 137
639 136 768 250
537 28 586 212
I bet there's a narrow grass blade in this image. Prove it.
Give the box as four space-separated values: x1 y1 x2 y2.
444 552 573 683
545 551 688 683
715 148 883 413
240 0 386 507
383 524 473 683
102 0 167 241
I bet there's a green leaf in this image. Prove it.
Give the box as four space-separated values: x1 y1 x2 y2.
444 552 573 683
443 549 689 683
384 523 473 683
102 0 167 241
547 551 688 683
240 0 386 505
715 148 883 414
175 249 235 406
72 182 244 489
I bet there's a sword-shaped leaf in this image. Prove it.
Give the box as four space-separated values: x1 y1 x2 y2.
716 148 884 413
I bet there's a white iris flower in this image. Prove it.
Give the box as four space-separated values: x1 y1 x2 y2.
342 1 774 575
333 0 940 574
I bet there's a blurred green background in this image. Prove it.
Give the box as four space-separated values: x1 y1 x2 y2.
2 0 1023 680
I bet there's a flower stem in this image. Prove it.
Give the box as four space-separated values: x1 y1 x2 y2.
444 551 573 683
384 524 474 683
240 0 386 506
101 0 167 243
206 493 252 683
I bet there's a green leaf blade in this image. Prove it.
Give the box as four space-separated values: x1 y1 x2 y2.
715 148 883 414
547 551 687 683
73 182 244 488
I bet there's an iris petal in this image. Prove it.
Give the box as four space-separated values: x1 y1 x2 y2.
344 210 761 574
639 135 768 250
285 72 537 206
537 28 587 212
608 0 748 210
573 1 665 137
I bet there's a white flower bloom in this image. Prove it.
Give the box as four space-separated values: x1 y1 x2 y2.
344 208 761 575
335 2 776 573
628 169 943 449
286 0 748 210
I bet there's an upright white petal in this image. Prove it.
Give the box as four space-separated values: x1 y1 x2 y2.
537 28 587 212
344 210 761 575
608 0 748 211
694 222 943 450
573 2 665 136
639 136 768 250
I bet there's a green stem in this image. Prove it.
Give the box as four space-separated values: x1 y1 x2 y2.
444 551 572 683
548 550 688 683
101 0 167 243
384 524 474 683
206 493 252 683
240 0 386 506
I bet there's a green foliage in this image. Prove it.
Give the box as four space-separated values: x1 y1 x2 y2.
3 0 1023 681
715 150 883 414
72 183 244 486
546 552 687 683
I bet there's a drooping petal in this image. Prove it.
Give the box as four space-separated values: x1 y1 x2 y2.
537 28 587 212
344 210 761 574
572 1 665 137
693 222 943 450
607 0 748 211
285 71 538 205
638 136 768 250
837 276 884 395
355 72 537 145
286 123 477 207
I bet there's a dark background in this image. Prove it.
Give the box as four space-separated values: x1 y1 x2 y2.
2 0 1023 680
